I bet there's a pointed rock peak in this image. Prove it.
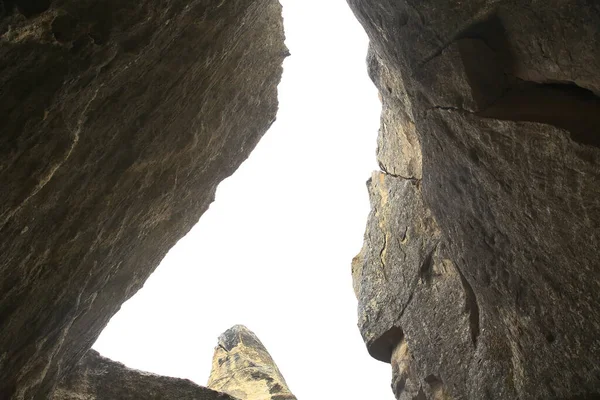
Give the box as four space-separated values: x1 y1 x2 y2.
208 326 296 400
218 325 270 354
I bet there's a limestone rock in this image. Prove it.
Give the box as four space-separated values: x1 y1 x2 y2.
208 325 296 400
0 0 286 397
52 350 236 400
349 0 600 398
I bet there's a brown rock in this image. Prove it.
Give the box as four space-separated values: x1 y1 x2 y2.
208 325 296 400
349 0 600 398
0 0 286 398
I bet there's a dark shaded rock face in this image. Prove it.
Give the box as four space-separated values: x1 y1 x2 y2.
0 0 286 398
52 350 236 400
207 325 297 400
348 0 600 399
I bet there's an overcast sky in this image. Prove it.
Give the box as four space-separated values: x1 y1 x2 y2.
94 1 395 399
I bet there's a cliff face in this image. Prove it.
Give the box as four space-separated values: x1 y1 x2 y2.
348 1 600 399
52 350 236 400
208 325 297 400
0 0 286 398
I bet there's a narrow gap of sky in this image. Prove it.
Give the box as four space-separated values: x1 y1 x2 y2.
94 1 395 399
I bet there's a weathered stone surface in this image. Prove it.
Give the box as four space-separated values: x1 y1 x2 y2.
0 0 286 397
349 0 600 399
354 172 478 399
52 350 236 400
208 325 296 400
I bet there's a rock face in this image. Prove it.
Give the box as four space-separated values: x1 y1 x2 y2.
52 350 236 400
348 0 600 399
208 325 297 400
0 0 286 398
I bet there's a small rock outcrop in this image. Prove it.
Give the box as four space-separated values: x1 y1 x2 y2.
51 327 296 400
208 325 297 400
52 350 235 400
348 0 600 399
0 0 286 398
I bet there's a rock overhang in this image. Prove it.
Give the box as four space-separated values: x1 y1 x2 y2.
0 0 287 397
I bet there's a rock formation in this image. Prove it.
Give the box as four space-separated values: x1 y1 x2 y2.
0 0 286 397
50 326 297 400
52 350 236 400
348 0 600 399
208 325 297 400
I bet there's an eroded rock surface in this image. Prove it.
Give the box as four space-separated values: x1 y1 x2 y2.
52 350 235 400
0 0 286 398
349 0 600 399
208 325 296 400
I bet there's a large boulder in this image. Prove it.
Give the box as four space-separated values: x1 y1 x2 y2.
0 0 286 398
349 0 600 399
208 325 297 400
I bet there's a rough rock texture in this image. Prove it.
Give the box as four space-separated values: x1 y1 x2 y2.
349 0 600 399
0 0 286 398
52 350 236 400
207 325 296 400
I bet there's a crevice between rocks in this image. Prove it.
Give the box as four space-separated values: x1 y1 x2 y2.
379 232 389 283
218 343 229 353
455 265 480 347
478 81 600 148
378 163 422 183
429 80 600 149
419 243 438 286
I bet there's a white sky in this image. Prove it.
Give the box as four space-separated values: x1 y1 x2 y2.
94 1 395 399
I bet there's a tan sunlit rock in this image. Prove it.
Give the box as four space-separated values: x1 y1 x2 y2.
208 325 296 400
